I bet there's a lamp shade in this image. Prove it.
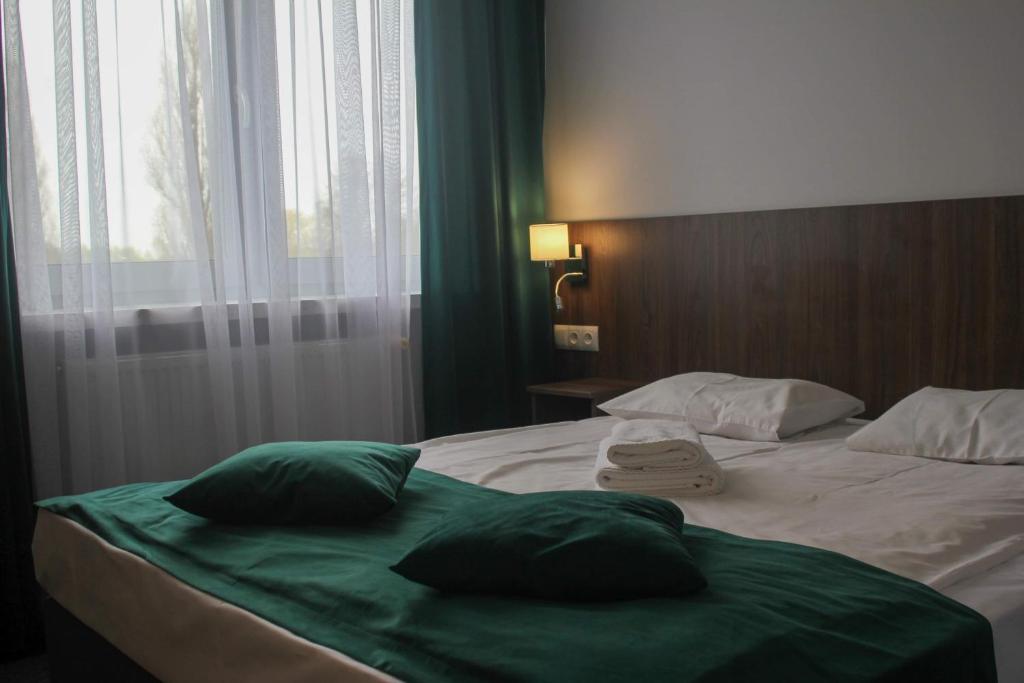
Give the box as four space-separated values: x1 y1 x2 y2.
529 223 571 261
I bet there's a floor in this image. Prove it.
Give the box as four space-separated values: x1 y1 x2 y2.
0 655 49 683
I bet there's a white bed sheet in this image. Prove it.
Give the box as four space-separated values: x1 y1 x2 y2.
416 417 1024 681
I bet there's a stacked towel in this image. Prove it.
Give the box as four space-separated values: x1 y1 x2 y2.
595 419 725 496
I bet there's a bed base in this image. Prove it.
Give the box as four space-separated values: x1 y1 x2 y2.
42 596 159 683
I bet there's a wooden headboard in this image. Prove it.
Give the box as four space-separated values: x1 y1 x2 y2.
555 195 1024 417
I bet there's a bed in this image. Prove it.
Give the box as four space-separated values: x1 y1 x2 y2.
31 195 1024 681
33 416 1024 681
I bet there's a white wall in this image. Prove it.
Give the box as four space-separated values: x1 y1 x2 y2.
544 0 1024 221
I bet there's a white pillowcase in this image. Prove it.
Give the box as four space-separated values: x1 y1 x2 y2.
846 386 1024 465
597 372 864 442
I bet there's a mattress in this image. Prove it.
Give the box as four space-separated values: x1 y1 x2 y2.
38 467 997 682
33 418 1024 681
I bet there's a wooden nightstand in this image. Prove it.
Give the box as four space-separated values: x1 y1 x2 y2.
526 377 644 425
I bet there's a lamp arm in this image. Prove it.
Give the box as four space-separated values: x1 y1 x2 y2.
553 271 585 310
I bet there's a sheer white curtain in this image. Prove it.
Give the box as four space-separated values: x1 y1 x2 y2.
3 0 420 498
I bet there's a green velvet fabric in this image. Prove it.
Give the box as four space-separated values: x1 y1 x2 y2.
0 54 44 659
392 491 707 600
165 441 420 525
40 470 995 682
416 0 553 437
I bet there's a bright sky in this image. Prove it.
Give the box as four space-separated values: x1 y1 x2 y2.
21 1 167 254
16 0 371 258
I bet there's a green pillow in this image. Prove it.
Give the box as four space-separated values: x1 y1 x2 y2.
391 491 707 600
166 441 420 524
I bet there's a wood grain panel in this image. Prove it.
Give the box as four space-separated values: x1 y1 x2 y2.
552 195 1024 417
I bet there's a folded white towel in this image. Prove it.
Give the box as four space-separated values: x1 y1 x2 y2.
595 421 726 496
595 448 726 495
603 419 709 468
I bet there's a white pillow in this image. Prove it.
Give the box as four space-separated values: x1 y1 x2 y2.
597 372 864 442
846 387 1024 465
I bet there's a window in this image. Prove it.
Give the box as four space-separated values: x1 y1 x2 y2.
8 0 419 312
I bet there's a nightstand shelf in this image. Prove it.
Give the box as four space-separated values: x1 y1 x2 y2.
526 377 644 425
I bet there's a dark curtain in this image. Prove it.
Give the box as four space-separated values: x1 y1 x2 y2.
0 49 44 661
417 0 552 438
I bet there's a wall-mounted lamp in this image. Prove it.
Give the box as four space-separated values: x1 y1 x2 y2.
529 223 587 310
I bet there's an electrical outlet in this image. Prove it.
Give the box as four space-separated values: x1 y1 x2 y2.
554 324 599 352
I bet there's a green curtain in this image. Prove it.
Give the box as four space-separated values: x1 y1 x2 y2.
417 0 552 438
0 49 43 660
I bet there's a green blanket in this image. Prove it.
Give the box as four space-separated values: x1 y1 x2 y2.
39 469 995 682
